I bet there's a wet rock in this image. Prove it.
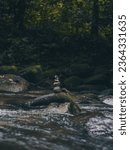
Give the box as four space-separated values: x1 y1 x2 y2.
28 92 81 114
28 93 63 106
0 74 29 93
99 95 113 106
103 96 113 106
99 89 113 106
45 103 71 114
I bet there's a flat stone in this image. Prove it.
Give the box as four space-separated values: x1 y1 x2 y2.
28 92 81 114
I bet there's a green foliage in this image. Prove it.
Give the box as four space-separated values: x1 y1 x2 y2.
6 37 37 64
23 65 43 74
0 65 18 74
0 0 113 67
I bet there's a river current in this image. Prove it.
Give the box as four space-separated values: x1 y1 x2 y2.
0 91 113 150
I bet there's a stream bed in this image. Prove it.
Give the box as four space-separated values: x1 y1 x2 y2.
0 91 113 150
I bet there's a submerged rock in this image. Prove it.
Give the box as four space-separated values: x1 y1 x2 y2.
29 92 73 106
0 74 29 93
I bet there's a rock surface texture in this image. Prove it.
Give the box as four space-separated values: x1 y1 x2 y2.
0 74 29 92
28 92 81 114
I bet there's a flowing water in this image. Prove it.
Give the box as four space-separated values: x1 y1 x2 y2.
0 91 113 150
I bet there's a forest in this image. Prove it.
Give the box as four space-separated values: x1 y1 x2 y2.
0 0 113 90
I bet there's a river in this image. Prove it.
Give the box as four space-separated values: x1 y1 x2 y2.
0 91 113 150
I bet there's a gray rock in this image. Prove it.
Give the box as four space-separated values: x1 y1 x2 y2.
0 74 29 92
28 92 81 114
44 103 71 114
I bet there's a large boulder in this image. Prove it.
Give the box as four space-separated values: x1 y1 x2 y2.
0 74 29 92
28 92 81 114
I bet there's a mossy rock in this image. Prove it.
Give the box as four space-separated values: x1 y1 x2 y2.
63 76 83 89
21 65 43 83
29 92 75 106
0 74 29 92
23 65 43 74
0 65 18 74
69 63 91 77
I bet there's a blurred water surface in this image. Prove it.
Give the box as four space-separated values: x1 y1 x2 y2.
0 92 113 150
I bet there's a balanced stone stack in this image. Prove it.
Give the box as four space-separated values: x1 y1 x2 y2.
53 75 61 93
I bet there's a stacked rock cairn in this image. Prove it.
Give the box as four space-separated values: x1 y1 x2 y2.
53 75 61 93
